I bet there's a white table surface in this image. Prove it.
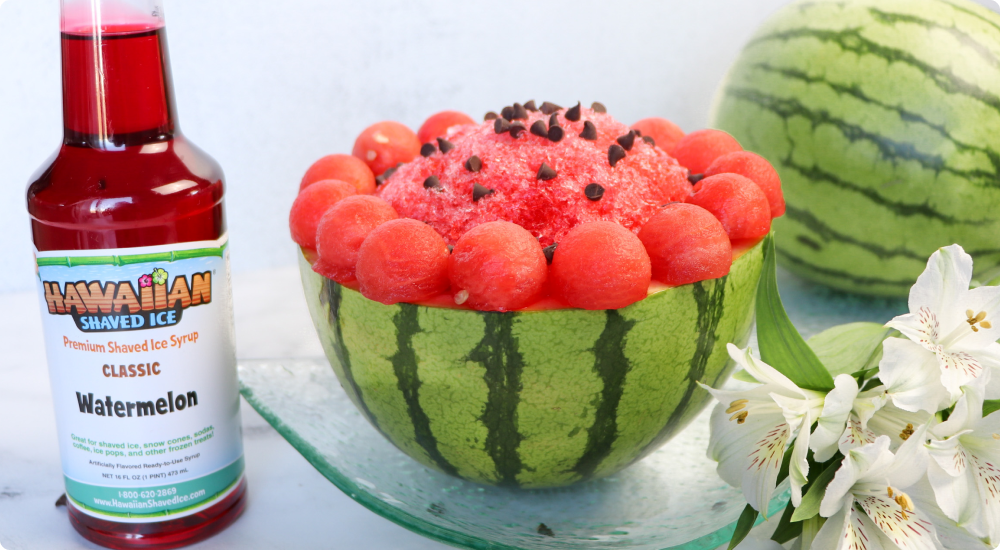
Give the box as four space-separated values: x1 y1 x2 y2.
0 266 451 550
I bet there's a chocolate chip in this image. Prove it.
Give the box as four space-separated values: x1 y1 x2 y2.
530 120 548 138
501 106 515 121
437 137 455 154
579 121 597 140
494 118 511 134
473 182 494 202
591 101 607 113
565 102 581 122
642 135 656 146
512 102 528 120
464 155 482 172
420 142 437 157
542 243 557 264
55 493 67 507
376 166 399 185
537 523 555 537
547 125 564 142
509 123 526 138
537 162 557 180
524 100 537 112
688 173 705 184
549 113 560 128
608 144 626 167
584 183 605 201
632 128 642 137
423 175 441 189
616 130 636 151
447 245 454 254
484 111 499 121
539 101 562 115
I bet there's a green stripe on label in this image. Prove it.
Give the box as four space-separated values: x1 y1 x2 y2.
37 243 228 268
65 456 244 519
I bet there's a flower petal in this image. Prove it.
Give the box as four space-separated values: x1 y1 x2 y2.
968 453 1000 545
839 415 878 458
812 502 888 550
857 493 941 550
726 344 803 395
955 285 1000 349
909 478 993 550
879 338 951 414
907 244 973 332
705 395 783 491
888 307 943 355
936 348 985 400
927 449 979 533
790 414 811 507
867 402 932 453
810 374 860 463
822 436 894 518
742 422 790 515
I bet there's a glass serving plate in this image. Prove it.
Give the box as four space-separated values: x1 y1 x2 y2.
237 269 906 550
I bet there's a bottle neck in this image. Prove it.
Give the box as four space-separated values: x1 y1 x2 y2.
61 24 178 149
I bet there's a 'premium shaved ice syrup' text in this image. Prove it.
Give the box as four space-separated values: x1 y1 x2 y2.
26 1 245 548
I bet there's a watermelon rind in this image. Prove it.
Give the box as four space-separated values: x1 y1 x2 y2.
711 0 1000 297
298 240 764 488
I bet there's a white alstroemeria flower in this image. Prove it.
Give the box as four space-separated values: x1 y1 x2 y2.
702 344 826 513
885 244 1000 400
808 375 861 461
813 435 942 550
926 385 1000 545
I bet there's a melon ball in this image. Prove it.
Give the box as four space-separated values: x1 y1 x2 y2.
631 117 685 155
417 111 476 144
689 173 771 241
352 121 421 176
638 204 733 286
314 196 399 283
289 180 357 249
300 154 376 194
356 219 450 304
551 221 651 310
671 129 743 174
706 151 785 218
449 221 547 311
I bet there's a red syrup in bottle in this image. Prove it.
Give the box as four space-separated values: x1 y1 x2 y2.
28 3 246 548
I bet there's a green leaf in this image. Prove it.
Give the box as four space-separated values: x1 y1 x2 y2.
770 501 802 544
756 235 836 391
791 458 840 522
807 322 894 378
728 503 759 550
984 400 1000 417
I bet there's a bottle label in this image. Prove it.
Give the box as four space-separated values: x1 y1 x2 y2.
35 237 244 522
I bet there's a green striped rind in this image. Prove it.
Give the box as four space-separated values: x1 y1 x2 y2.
710 0 1000 297
299 240 764 488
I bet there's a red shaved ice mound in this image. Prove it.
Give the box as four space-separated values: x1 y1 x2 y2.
551 221 651 310
449 221 547 311
639 204 732 286
300 154 376 194
375 106 691 246
356 219 450 305
417 111 476 144
352 121 421 176
289 180 357 249
631 117 685 155
689 173 771 241
315 195 398 283
706 151 785 218
671 129 742 174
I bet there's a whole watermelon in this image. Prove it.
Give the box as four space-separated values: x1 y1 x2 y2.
711 0 1000 296
299 242 763 488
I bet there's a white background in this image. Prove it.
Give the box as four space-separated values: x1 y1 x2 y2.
2 0 997 293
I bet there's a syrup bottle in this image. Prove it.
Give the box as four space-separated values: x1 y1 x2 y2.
27 1 246 548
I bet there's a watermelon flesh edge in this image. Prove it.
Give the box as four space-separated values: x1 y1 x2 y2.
298 239 764 488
